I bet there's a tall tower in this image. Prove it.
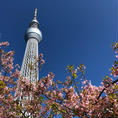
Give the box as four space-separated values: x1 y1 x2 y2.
15 9 42 117
21 8 42 82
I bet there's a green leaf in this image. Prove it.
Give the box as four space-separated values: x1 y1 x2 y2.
58 111 61 114
72 73 77 79
0 80 6 89
61 110 66 113
66 65 74 73
39 96 44 100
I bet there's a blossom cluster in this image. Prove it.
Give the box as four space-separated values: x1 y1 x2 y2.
0 42 118 118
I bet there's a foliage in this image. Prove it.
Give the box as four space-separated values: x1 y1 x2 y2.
0 41 118 118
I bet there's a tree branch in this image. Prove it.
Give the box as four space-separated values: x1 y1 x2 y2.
97 78 118 100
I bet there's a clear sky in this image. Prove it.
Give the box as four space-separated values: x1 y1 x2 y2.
0 0 117 86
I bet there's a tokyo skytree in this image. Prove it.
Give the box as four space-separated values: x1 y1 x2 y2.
14 9 42 118
21 8 42 82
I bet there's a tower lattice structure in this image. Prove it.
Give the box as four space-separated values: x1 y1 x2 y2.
21 8 42 82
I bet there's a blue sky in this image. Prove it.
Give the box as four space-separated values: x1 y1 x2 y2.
0 0 118 86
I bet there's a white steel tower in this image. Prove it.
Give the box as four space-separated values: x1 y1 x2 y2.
21 8 42 82
15 9 42 118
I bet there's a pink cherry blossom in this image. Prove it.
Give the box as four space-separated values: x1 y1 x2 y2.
0 41 118 117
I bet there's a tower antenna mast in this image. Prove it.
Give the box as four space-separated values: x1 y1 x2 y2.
34 8 38 20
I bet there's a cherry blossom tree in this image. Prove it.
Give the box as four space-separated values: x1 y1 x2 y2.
0 41 118 118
